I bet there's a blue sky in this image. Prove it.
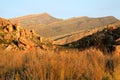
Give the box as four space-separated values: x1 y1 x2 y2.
0 0 120 19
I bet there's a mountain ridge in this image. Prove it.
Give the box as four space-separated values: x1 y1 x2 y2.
34 16 119 38
10 13 63 27
10 13 119 46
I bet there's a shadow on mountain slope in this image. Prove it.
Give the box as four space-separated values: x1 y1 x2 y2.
64 26 120 55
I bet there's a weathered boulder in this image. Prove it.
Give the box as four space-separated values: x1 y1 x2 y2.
25 29 32 38
6 24 13 33
4 34 11 40
41 45 48 50
3 24 13 33
14 23 20 31
18 37 34 49
20 29 26 38
0 18 11 27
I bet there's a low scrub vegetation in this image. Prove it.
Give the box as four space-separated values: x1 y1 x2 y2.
0 48 120 80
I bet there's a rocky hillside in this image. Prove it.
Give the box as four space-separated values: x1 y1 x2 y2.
0 17 50 51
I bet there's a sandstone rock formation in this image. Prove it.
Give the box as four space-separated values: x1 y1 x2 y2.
6 24 13 33
18 37 34 48
0 17 50 51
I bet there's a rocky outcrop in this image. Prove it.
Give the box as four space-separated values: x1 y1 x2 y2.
18 37 34 48
0 18 12 27
0 17 50 51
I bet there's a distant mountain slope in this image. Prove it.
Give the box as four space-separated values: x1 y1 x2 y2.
44 16 119 38
63 22 120 54
10 13 62 27
11 14 119 39
53 21 120 45
26 16 119 39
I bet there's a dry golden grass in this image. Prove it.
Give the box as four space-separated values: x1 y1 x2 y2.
0 48 120 80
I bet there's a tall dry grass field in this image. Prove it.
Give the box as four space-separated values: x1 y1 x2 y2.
0 48 120 80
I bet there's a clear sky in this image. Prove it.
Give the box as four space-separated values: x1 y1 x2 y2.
0 0 120 19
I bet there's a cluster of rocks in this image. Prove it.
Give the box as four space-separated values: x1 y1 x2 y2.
0 17 50 51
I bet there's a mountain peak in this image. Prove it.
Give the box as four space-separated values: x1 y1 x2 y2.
40 12 51 17
11 13 62 26
35 12 53 19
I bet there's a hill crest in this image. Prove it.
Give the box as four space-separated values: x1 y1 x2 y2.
10 13 63 27
10 14 119 46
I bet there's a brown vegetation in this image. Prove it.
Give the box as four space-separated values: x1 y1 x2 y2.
0 48 120 80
